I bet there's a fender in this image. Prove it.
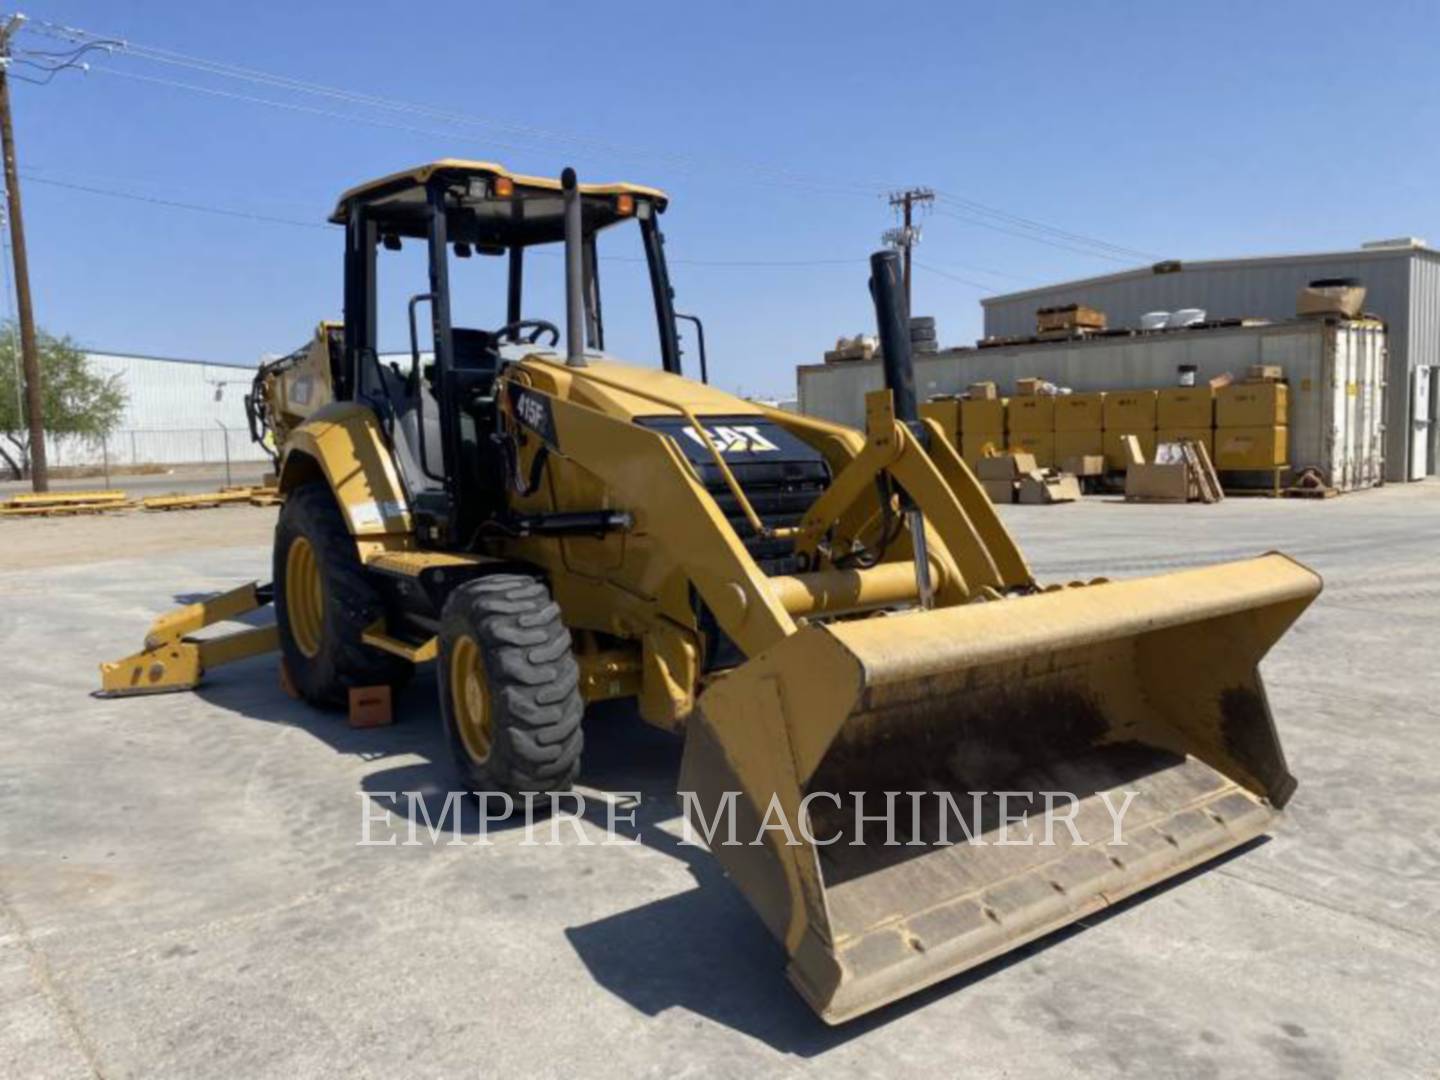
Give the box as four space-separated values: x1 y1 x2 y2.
278 402 414 540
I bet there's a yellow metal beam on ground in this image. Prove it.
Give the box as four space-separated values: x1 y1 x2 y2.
141 486 280 511
1 499 136 517
7 489 128 506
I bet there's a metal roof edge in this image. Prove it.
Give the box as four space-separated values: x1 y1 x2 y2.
82 349 259 370
981 245 1440 306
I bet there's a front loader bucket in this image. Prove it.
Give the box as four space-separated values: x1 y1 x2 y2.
679 553 1320 1023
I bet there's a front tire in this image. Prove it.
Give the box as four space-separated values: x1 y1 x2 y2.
437 573 584 797
274 482 412 706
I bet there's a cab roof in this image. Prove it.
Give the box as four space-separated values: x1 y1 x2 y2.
329 159 669 246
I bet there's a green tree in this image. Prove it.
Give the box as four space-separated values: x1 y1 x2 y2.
0 323 127 479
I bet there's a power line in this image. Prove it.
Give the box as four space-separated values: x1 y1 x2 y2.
20 172 333 228
931 207 1140 264
29 19 886 201
19 169 886 269
20 17 1160 277
26 14 1168 260
934 190 1159 261
912 261 995 292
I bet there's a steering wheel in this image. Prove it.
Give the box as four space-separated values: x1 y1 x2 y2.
495 319 561 347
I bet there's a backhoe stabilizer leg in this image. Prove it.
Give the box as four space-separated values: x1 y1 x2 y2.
98 582 278 697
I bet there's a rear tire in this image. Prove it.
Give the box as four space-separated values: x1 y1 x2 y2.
437 573 584 798
274 482 412 707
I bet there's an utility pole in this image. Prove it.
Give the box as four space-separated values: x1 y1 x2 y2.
883 187 934 315
0 13 46 491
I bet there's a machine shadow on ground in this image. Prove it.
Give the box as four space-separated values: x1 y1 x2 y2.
186 643 1266 1055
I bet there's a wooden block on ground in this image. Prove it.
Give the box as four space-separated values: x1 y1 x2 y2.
349 685 393 728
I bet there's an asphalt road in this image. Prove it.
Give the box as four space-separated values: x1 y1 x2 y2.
1 484 1436 1078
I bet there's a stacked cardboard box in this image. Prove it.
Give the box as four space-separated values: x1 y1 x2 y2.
1214 382 1288 470
1102 390 1158 471
1054 392 1104 465
975 452 1035 504
1006 394 1055 467
961 396 1006 469
1156 387 1215 458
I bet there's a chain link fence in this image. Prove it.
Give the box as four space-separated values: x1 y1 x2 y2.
45 426 272 470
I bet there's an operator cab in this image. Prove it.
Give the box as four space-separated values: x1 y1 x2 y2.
329 160 687 544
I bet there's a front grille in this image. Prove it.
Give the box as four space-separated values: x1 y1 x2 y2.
695 457 830 672
696 459 829 575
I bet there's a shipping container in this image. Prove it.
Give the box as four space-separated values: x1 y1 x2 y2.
797 317 1386 491
978 241 1437 481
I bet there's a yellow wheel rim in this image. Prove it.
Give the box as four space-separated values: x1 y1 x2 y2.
285 535 325 659
449 634 492 764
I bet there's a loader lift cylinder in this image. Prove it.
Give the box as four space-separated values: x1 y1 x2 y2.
869 249 933 608
561 167 587 368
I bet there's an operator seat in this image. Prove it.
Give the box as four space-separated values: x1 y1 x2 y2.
392 328 500 497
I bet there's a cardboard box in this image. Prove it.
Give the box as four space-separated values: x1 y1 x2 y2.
920 399 962 447
981 478 1016 504
1061 453 1106 477
961 397 1006 433
1014 376 1043 397
1157 387 1214 428
1007 395 1055 433
1157 426 1214 458
1103 389 1159 433
1297 282 1365 319
966 381 998 400
1005 431 1054 467
1214 426 1288 469
1246 364 1284 383
1217 382 1288 427
961 430 1005 470
1054 392 1105 432
1036 303 1106 332
1018 470 1081 504
976 452 1037 480
1104 430 1156 472
1125 463 1191 503
1054 429 1103 462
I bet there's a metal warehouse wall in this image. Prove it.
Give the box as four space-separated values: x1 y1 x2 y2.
47 352 268 469
980 249 1440 481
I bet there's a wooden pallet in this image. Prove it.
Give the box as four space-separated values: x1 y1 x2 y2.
6 489 128 508
1220 465 1290 498
0 499 136 517
1180 440 1224 503
142 490 255 511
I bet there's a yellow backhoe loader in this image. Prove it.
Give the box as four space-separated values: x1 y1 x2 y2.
100 160 1320 1023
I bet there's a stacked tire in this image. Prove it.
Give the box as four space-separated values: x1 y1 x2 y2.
909 316 938 355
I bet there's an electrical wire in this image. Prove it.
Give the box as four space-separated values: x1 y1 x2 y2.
912 261 995 292
17 170 887 269
18 173 334 229
22 18 1158 271
934 190 1159 261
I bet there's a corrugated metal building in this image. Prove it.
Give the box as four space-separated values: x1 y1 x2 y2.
48 351 267 468
980 240 1440 482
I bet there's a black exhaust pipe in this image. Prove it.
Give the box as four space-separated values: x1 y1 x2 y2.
869 249 920 438
561 167 587 368
868 249 933 608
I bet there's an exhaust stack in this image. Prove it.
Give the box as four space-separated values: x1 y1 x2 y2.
561 167 587 367
869 249 932 607
870 250 919 432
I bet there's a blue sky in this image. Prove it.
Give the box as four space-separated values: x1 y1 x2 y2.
10 0 1440 397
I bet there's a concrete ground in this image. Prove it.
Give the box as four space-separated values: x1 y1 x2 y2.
1 485 1437 1078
